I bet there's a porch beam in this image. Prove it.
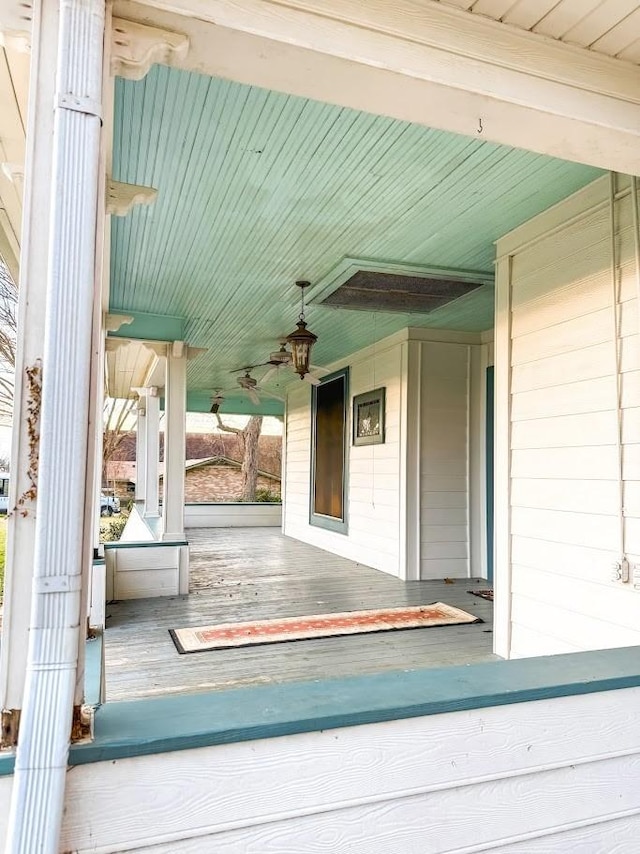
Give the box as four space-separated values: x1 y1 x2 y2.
114 0 640 173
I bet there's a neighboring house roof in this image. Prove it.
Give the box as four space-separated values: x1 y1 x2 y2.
173 455 280 482
110 432 282 477
106 456 281 484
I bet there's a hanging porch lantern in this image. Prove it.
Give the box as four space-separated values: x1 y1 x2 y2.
286 281 318 379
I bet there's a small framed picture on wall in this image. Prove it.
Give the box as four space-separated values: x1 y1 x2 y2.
352 388 385 446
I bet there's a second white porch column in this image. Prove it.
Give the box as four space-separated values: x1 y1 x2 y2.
162 343 186 541
135 388 160 518
144 388 160 519
135 399 147 503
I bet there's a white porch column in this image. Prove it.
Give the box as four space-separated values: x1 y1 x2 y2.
142 387 160 519
135 399 147 502
162 342 187 541
0 0 59 737
6 0 105 848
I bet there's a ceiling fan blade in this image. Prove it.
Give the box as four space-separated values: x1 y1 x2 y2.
259 388 285 402
261 366 278 385
247 387 260 406
309 365 330 376
230 361 271 374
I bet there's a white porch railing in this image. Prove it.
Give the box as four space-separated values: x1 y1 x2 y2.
184 502 282 528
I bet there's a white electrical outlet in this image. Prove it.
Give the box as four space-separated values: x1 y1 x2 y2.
621 557 630 584
611 559 631 584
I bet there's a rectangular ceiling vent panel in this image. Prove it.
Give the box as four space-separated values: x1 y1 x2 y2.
320 269 485 314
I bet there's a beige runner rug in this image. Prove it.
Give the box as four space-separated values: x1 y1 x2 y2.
170 602 480 654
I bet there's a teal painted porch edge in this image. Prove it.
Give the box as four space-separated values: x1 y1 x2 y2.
0 647 638 776
73 646 640 766
186 391 284 417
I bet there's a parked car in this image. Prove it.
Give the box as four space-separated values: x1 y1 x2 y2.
100 494 120 516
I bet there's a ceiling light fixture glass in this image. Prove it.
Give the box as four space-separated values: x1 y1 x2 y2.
286 280 318 379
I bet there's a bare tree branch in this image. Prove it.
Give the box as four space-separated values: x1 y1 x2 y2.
214 413 264 500
102 397 138 485
214 413 243 436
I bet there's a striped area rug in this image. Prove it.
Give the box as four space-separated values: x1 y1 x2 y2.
169 602 481 654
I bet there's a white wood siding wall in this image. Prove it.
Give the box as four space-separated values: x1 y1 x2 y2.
495 175 640 658
284 340 403 576
0 686 635 851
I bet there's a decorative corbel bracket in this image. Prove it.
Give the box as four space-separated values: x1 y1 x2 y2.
104 312 134 333
111 18 189 81
107 180 157 217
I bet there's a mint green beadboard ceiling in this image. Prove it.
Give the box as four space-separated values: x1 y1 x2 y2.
110 65 602 411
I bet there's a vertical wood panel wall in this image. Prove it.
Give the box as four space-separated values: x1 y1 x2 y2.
495 175 640 658
420 341 473 579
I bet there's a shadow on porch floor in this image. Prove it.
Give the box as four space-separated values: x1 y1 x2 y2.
103 528 497 701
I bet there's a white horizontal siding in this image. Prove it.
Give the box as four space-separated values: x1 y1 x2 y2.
283 342 403 576
511 302 637 365
40 686 640 853
496 178 640 657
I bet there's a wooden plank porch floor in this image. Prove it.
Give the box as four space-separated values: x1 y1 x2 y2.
103 528 497 701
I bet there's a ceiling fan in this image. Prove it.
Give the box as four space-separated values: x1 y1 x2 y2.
259 343 329 386
236 370 262 405
217 366 287 408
